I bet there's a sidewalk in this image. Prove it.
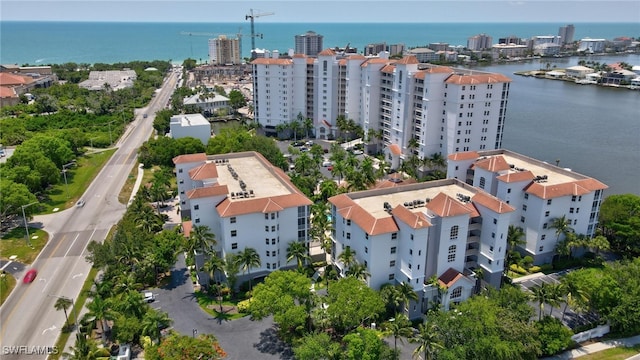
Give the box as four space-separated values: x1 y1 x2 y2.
544 335 640 359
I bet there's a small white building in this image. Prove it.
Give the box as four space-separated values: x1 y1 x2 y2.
491 43 528 59
566 66 595 79
169 114 212 145
578 38 606 53
183 93 230 115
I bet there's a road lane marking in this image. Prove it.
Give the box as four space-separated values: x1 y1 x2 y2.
42 325 56 335
72 273 84 279
80 227 98 255
63 233 80 258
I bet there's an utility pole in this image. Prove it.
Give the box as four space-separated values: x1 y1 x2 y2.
21 202 38 247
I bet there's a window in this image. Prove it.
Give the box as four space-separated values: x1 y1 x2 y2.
272 238 276 245
365 247 368 254
230 217 236 224
448 245 456 262
232 243 238 249
522 205 527 211
271 213 276 219
391 233 398 240
572 196 577 202
195 218 200 224
410 234 414 241
265 226 269 232
524 193 529 200
450 225 459 240
547 199 553 205
272 251 276 257
271 225 276 232
489 245 494 252
265 213 269 220
390 260 395 267
409 249 413 255
194 204 199 210
539 246 544 252
390 247 397 254
450 286 462 299
265 238 269 245
346 219 351 226
273 263 277 269
570 207 574 213
346 233 351 240
231 230 237 237
266 251 269 257
479 177 486 189
389 274 395 281
266 263 270 269
545 211 550 217
521 216 525 223
493 218 497 224
541 234 546 240
178 169 183 173
543 223 548 229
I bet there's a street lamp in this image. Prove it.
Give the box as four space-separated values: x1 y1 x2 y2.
21 202 38 247
62 162 75 199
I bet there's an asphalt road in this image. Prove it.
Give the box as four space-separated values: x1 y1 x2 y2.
0 69 179 359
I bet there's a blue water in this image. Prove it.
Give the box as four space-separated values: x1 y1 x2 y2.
1 21 638 65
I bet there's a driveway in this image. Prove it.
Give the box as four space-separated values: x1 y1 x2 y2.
152 254 293 360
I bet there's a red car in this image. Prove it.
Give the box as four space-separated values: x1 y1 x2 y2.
23 268 37 284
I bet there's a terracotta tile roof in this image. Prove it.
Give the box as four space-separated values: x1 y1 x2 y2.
292 54 307 58
445 73 512 85
448 151 480 161
391 205 431 229
426 193 473 218
396 55 419 65
381 64 396 73
524 178 608 200
182 220 193 237
388 143 402 155
188 162 218 180
347 54 367 60
438 267 464 288
318 48 336 56
424 66 454 74
187 184 229 199
496 170 535 183
306 58 315 65
0 73 34 86
173 153 207 165
338 59 347 66
329 194 399 235
216 193 312 217
471 192 515 214
474 155 511 172
0 87 17 98
251 58 293 65
374 178 417 189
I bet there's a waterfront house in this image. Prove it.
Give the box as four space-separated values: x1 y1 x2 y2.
565 66 594 79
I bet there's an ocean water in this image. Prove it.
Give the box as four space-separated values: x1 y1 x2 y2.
1 21 639 65
1 22 639 195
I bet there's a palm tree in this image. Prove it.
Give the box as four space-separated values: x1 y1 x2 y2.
338 246 357 270
382 314 413 356
63 332 101 360
530 283 550 321
410 321 444 360
141 310 172 344
397 282 419 315
54 296 73 327
505 225 526 278
345 262 370 282
559 278 589 321
203 255 226 311
546 282 564 316
550 215 574 242
234 247 261 291
187 225 217 255
286 240 310 271
84 295 112 345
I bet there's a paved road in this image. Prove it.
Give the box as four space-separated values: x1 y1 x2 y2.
0 69 179 359
152 254 293 360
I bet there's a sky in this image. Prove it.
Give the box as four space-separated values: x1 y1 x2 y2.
2 0 640 23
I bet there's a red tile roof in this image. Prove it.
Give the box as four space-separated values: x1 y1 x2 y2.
396 55 419 65
292 54 307 58
438 268 464 288
251 58 293 65
0 87 17 98
474 155 511 172
182 220 193 237
496 170 535 183
187 184 229 199
471 192 515 214
448 151 480 161
426 193 473 218
188 162 218 180
0 73 34 86
391 205 431 229
388 143 402 155
329 194 399 236
524 179 608 200
216 193 312 217
318 48 336 56
173 153 207 165
445 73 512 85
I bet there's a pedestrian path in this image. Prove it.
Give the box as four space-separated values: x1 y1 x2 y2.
544 335 640 359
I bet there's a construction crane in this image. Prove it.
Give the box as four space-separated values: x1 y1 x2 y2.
245 9 274 57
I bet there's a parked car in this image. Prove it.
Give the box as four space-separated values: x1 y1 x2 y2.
76 199 85 207
143 291 156 303
23 268 38 284
322 161 333 167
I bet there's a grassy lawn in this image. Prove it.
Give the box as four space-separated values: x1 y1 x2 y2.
41 149 117 213
0 273 17 306
0 227 49 263
578 345 640 360
194 290 247 320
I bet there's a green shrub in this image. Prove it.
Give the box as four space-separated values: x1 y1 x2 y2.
510 264 527 275
522 256 534 268
535 316 574 356
237 299 252 313
540 264 553 272
529 266 542 273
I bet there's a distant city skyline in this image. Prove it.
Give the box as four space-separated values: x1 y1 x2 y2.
3 0 640 23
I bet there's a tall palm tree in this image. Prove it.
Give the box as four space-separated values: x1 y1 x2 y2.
530 283 550 321
550 215 574 242
141 310 172 344
410 321 444 360
286 240 310 271
234 247 261 291
84 295 112 345
54 296 74 326
505 225 526 278
187 225 217 255
203 255 226 311
382 314 413 356
63 332 101 360
380 283 403 316
559 278 589 321
338 246 357 270
397 282 419 315
546 282 564 316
